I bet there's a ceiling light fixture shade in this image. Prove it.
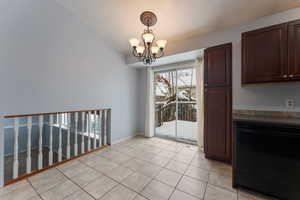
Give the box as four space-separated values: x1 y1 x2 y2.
136 46 145 54
142 33 154 44
129 38 139 47
129 11 166 65
151 46 159 54
156 40 167 49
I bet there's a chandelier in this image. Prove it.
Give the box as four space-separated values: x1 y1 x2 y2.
129 11 167 65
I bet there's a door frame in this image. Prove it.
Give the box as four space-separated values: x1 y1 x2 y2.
152 62 197 144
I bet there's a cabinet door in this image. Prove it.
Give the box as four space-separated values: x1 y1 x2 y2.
288 20 300 80
242 24 288 83
204 43 232 87
204 87 232 162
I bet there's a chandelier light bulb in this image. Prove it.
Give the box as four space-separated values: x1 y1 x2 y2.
156 40 167 49
143 33 154 44
129 38 139 47
136 46 145 54
151 46 159 54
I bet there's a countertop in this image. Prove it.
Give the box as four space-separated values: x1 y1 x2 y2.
233 114 300 126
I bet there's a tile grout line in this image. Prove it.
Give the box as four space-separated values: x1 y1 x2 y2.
202 172 210 200
26 178 45 200
55 167 97 200
172 152 207 200
167 170 184 200
78 157 151 200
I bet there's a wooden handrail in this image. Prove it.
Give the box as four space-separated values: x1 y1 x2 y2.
4 108 111 118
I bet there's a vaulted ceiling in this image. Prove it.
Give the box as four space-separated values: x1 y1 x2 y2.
55 0 300 56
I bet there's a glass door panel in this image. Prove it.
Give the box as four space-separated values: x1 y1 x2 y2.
154 70 177 139
176 68 197 142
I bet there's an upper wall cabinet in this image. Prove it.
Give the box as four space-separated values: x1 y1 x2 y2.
242 19 300 84
288 20 300 80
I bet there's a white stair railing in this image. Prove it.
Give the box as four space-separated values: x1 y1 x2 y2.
93 111 96 149
81 112 85 153
66 113 71 159
87 111 91 151
48 115 53 166
58 114 62 162
74 112 78 157
2 108 111 187
38 116 43 170
13 118 19 179
26 117 32 174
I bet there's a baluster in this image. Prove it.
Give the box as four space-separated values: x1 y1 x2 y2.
38 116 43 170
93 111 97 149
0 116 3 187
81 112 85 153
49 115 53 165
13 118 19 179
74 112 78 156
101 110 106 145
66 113 70 159
96 111 100 147
87 111 91 151
26 117 32 174
58 114 62 162
99 111 104 146
106 109 111 145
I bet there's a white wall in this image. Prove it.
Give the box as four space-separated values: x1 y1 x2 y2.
0 1 139 141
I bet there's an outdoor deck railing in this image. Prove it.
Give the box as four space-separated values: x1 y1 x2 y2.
155 102 196 127
2 108 111 186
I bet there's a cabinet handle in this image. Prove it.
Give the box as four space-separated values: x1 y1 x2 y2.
283 75 287 78
289 74 294 78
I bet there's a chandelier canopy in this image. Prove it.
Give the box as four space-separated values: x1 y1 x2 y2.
129 11 167 65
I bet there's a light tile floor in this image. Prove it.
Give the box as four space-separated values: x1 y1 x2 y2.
0 136 278 200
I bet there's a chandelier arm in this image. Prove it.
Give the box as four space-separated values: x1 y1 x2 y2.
153 50 164 59
132 48 141 58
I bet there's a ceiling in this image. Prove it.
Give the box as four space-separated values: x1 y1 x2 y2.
55 0 300 57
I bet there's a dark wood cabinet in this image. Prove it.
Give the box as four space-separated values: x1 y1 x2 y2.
204 43 232 87
204 43 232 163
204 87 232 162
242 23 288 83
288 20 300 80
242 19 300 83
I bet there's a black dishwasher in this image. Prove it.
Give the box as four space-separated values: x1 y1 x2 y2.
234 121 300 200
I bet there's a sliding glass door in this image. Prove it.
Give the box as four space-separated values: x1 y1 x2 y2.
154 70 177 138
154 67 197 143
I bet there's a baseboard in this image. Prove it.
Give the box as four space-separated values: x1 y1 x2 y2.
135 132 145 136
111 134 138 145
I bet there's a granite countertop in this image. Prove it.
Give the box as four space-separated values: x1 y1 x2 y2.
233 110 300 126
233 114 300 126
